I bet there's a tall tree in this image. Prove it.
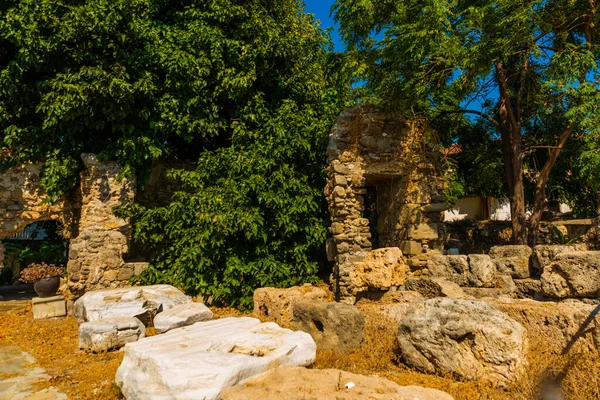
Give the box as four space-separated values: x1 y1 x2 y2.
334 0 600 245
1 0 352 306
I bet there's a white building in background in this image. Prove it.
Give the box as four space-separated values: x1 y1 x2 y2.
444 196 571 222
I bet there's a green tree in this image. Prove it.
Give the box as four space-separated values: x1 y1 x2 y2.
1 0 352 306
334 0 600 245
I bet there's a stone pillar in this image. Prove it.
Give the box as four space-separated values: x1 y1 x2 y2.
67 154 136 297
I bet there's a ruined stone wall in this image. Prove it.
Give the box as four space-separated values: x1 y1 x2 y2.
325 106 447 303
66 154 139 297
445 219 600 254
0 154 143 299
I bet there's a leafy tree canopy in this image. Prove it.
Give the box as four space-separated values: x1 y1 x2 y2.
334 0 600 243
1 0 352 306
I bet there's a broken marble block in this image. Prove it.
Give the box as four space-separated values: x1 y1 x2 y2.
153 302 214 334
73 285 192 325
115 317 316 400
79 317 146 353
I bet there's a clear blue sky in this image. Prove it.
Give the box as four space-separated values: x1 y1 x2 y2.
303 0 344 51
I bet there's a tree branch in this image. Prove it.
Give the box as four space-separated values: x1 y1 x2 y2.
441 109 500 126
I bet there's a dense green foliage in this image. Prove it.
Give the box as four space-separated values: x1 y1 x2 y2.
334 0 600 232
1 0 350 306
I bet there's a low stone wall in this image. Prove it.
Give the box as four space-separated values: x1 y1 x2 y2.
445 219 600 253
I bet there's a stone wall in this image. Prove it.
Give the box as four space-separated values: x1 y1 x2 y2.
66 154 139 297
445 219 600 254
0 154 143 299
325 106 447 303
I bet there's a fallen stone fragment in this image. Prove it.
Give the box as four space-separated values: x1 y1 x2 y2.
398 298 527 386
79 317 145 353
73 285 192 325
489 245 532 279
541 251 600 298
220 366 454 400
291 300 364 354
115 317 316 400
153 302 213 334
404 278 472 299
253 284 329 328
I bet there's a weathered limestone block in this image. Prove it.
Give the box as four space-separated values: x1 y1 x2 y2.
467 254 497 287
32 295 67 320
398 298 527 385
489 245 533 279
153 303 214 334
253 284 329 328
486 298 600 354
404 278 471 299
291 300 364 354
350 247 407 291
115 317 316 400
400 240 422 256
73 285 192 325
426 255 469 286
79 317 145 352
408 223 439 240
532 244 587 274
220 366 455 400
513 279 542 298
541 251 600 298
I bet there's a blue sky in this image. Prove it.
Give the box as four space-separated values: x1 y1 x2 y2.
303 0 344 51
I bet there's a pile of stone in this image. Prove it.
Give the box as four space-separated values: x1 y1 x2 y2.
74 284 213 352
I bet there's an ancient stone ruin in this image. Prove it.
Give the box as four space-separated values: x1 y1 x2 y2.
0 153 142 301
325 106 447 302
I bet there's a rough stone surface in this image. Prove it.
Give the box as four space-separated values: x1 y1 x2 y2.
350 247 407 291
253 284 329 328
291 300 364 354
532 244 588 274
79 317 145 352
486 298 600 354
489 245 533 279
221 367 455 400
398 298 527 385
426 255 469 286
31 295 67 320
513 279 542 298
73 285 192 325
153 302 213 334
115 317 316 400
326 106 446 303
404 278 471 299
540 251 600 298
467 254 497 287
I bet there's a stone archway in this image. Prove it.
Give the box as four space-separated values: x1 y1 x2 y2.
325 106 448 303
0 154 144 303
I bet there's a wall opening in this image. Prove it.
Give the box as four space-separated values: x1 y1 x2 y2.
0 221 68 287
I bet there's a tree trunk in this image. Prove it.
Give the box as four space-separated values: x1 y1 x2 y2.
496 62 527 245
528 126 573 246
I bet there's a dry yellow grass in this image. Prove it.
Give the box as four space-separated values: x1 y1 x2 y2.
2 304 600 399
315 312 600 400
